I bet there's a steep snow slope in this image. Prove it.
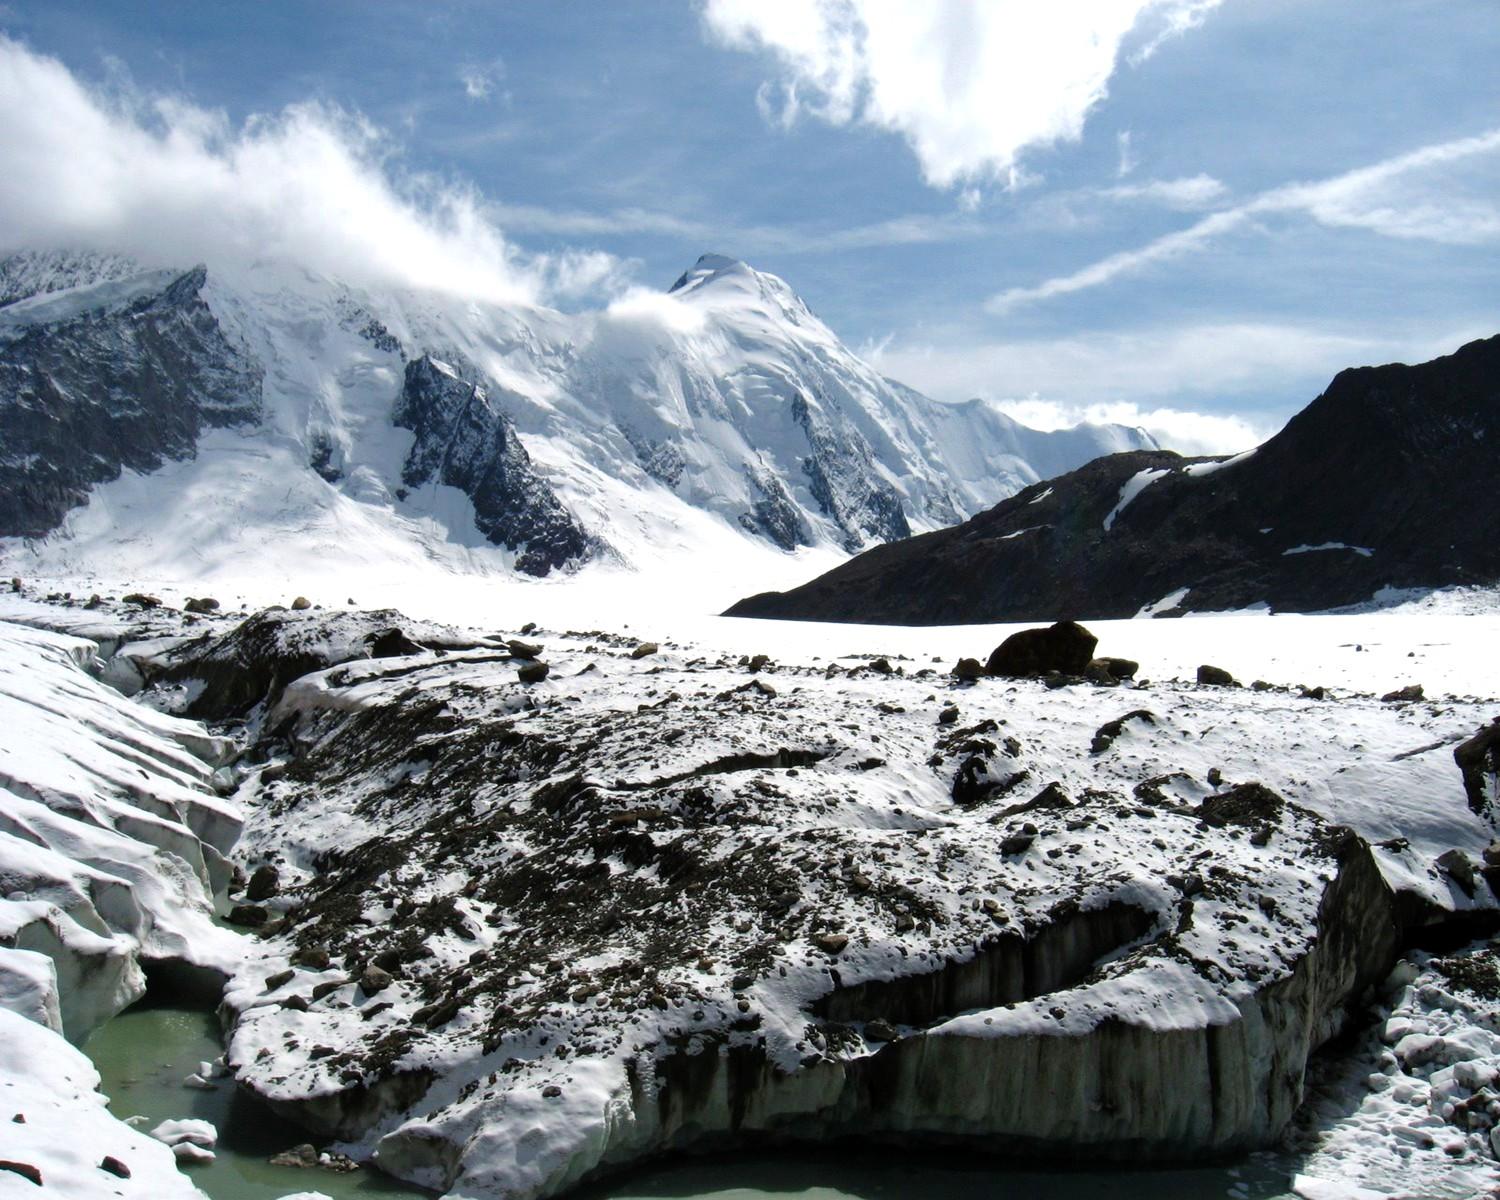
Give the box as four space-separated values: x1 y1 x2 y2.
0 249 1154 586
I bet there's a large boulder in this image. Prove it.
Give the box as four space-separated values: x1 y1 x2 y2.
985 621 1098 677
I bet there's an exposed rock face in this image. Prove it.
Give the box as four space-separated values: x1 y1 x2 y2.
727 335 1500 623
1456 718 1500 826
392 356 601 576
203 609 1429 1200
985 621 1098 677
790 391 910 550
0 258 263 538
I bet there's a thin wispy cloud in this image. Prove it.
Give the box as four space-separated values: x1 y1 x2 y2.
487 201 987 257
865 320 1389 452
989 127 1500 312
702 1 1224 189
1099 174 1228 210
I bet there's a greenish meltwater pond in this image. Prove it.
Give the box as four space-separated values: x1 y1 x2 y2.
83 1001 1299 1200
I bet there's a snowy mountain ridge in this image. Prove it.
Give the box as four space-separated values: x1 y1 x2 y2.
0 248 1155 588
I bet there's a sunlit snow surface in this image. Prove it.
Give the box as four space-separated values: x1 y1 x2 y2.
0 573 1497 1200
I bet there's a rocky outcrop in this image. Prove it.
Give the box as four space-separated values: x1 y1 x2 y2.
0 259 263 539
393 356 601 576
1456 718 1500 826
145 605 499 720
727 335 1500 623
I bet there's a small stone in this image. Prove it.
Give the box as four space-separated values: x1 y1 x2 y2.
517 661 550 684
507 639 543 659
1437 849 1478 898
1381 684 1424 703
99 1156 131 1178
290 944 329 970
263 968 295 992
184 596 220 614
630 642 659 659
814 932 849 955
291 596 312 610
245 865 280 902
1196 664 1238 687
952 657 984 681
121 592 161 608
937 706 959 725
865 1018 898 1042
542 1084 563 1099
358 965 394 996
749 654 771 672
0 1161 42 1185
869 658 894 675
269 1143 319 1169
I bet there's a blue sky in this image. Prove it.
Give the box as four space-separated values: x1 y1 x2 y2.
1 1 1497 450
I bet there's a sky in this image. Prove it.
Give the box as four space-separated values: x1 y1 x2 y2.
0 0 1496 452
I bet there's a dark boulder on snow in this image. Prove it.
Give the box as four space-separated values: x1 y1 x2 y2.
726 335 1500 622
393 356 602 576
1197 664 1238 687
985 621 1098 677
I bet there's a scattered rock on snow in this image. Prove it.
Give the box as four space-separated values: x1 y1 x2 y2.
952 657 984 681
1196 664 1238 687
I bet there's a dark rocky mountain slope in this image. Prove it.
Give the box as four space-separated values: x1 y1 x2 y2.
0 263 263 538
393 356 601 575
728 335 1500 624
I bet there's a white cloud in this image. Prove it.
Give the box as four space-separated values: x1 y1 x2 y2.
702 1 1222 188
0 36 611 307
1116 130 1137 177
990 126 1500 311
863 321 1438 454
459 57 505 102
1100 173 1228 209
487 201 986 257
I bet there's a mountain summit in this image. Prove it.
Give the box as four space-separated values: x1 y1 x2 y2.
0 249 1153 583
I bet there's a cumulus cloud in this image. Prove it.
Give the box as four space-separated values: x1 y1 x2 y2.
702 1 1222 188
0 36 608 306
990 126 1500 311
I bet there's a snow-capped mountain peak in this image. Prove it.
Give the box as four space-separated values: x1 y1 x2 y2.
0 246 1156 590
